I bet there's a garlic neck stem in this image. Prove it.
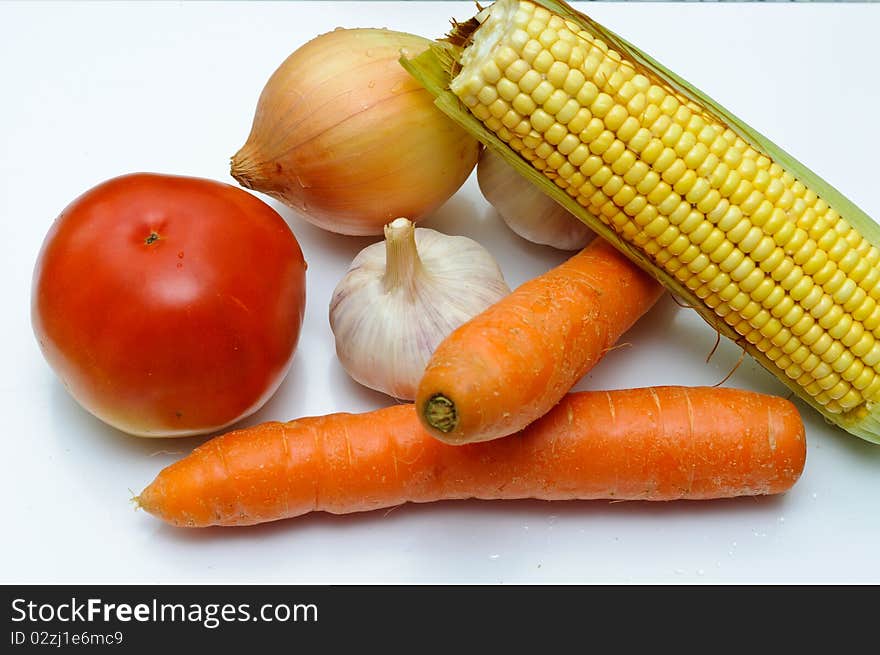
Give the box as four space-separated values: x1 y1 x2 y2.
383 218 423 294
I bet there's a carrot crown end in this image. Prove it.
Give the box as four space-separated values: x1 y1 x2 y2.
424 394 458 434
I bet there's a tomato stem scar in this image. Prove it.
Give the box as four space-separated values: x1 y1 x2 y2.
145 232 160 245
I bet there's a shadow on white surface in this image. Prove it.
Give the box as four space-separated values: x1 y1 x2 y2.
420 185 490 233
799 408 880 461
144 493 792 544
325 354 408 410
272 202 379 266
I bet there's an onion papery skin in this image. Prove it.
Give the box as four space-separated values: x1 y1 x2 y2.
232 28 481 236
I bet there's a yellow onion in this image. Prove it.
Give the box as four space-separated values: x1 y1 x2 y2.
231 28 481 236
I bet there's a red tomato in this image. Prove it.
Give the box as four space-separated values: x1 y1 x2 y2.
32 173 307 437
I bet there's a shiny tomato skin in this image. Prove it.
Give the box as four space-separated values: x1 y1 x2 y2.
32 173 307 437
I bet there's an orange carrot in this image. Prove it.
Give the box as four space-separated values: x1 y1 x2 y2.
416 237 664 444
137 387 805 528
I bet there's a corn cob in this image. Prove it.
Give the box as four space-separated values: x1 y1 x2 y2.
401 0 880 443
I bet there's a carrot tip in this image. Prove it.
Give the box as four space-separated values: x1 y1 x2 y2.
131 488 151 513
424 394 457 434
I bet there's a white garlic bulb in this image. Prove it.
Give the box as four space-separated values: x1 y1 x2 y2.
329 218 510 400
477 147 594 251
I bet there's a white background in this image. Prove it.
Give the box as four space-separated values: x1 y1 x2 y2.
2 1 879 584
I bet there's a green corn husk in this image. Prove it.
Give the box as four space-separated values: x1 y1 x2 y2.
400 0 880 443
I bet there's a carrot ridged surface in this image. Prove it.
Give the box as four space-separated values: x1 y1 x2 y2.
137 387 805 527
416 238 663 444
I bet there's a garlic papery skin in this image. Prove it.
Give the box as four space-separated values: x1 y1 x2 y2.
231 28 480 236
477 147 594 251
329 218 510 400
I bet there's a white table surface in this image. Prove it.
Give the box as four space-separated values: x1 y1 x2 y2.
2 1 879 585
